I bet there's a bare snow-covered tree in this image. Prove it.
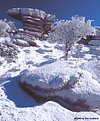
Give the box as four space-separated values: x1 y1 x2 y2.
48 16 96 58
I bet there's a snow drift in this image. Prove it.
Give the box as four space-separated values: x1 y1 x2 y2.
0 87 99 121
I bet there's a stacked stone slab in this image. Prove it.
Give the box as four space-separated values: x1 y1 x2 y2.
7 8 55 38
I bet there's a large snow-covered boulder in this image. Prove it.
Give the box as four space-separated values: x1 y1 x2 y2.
20 60 100 111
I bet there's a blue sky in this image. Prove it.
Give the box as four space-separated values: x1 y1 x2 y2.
0 0 100 27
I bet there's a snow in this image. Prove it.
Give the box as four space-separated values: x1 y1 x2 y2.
0 36 100 120
0 87 100 121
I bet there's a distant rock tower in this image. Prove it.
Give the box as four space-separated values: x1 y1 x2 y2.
7 8 55 39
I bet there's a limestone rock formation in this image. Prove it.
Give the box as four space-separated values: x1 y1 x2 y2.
7 8 55 38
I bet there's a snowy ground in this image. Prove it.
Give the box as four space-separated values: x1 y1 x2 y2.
0 37 100 121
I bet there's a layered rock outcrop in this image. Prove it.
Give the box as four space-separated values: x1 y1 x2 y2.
7 8 55 38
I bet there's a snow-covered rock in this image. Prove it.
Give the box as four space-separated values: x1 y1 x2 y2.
20 59 100 111
12 39 30 47
11 31 37 47
0 20 14 37
0 37 20 63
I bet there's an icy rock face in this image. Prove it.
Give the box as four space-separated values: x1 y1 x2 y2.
0 37 20 63
12 31 37 47
20 60 100 112
7 8 55 38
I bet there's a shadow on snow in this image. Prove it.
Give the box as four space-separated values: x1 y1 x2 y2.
3 76 41 108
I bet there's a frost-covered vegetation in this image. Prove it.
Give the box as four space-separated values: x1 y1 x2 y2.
48 16 96 57
49 16 96 44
